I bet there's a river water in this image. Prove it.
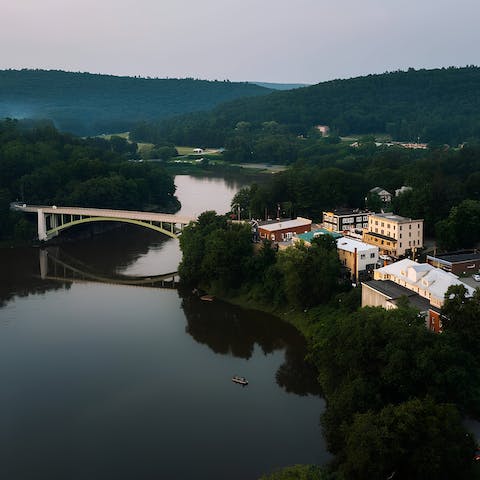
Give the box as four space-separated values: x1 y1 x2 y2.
0 175 329 480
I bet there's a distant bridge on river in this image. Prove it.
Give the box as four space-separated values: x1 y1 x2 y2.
11 204 196 241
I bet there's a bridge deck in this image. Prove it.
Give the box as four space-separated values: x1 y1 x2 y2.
12 204 196 225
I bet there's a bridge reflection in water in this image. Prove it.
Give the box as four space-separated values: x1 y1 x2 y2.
39 248 179 289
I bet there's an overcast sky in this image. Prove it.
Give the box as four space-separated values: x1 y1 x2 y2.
2 0 479 84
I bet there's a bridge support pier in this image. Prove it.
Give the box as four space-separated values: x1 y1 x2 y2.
38 210 48 241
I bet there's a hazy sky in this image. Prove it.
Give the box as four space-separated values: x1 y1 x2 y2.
3 0 480 84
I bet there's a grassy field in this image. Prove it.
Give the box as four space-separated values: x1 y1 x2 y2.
176 146 223 157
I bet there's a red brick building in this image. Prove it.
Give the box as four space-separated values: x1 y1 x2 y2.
258 217 312 242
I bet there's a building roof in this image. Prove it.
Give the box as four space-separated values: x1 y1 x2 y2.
296 228 343 242
364 231 397 242
370 187 391 195
324 208 369 217
375 259 474 301
258 217 312 232
363 280 431 312
370 212 423 223
428 251 480 264
336 237 378 253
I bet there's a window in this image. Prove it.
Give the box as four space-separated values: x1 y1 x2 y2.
400 226 403 231
400 242 402 247
375 221 378 226
360 254 366 259
370 253 376 258
381 222 384 227
409 224 412 230
400 233 402 238
409 232 411 237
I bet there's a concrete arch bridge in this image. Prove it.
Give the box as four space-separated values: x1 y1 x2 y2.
11 204 196 241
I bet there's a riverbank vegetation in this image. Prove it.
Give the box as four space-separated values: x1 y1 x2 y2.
0 119 178 244
178 211 480 480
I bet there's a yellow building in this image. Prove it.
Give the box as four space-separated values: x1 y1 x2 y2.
363 213 423 258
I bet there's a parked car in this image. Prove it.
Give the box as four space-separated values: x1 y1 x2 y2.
473 274 480 282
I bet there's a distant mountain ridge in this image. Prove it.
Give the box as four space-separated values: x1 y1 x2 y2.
249 82 309 90
0 69 272 136
134 66 480 146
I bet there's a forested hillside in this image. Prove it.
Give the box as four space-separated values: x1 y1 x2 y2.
132 66 480 146
0 69 271 136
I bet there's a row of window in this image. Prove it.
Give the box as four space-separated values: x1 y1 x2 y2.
371 220 422 231
359 252 377 259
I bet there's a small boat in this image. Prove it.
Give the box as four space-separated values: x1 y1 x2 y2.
232 375 248 386
200 294 214 302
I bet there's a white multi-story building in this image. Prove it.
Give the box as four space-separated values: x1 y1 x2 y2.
336 237 379 281
363 213 423 257
362 258 474 332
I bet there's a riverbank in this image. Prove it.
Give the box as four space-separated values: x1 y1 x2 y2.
164 161 281 181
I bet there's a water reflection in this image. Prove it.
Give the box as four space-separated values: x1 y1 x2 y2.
39 247 178 288
57 224 177 275
0 247 70 308
180 289 321 396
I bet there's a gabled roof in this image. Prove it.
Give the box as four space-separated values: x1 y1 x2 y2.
376 259 474 301
370 187 391 195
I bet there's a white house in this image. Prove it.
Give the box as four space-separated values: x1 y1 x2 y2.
336 237 379 281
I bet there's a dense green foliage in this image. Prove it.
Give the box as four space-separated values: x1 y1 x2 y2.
0 119 177 243
436 199 480 250
0 69 271 136
308 306 479 479
259 465 332 480
133 66 480 147
442 284 480 360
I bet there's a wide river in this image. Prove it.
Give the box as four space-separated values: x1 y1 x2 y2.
0 175 329 480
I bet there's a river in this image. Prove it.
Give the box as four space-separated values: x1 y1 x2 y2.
0 175 329 480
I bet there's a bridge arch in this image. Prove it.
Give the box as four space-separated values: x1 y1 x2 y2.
10 204 195 241
47 216 180 239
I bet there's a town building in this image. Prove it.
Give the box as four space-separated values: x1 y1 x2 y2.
258 217 312 242
426 250 480 275
363 213 423 258
369 187 392 203
336 237 379 281
323 208 370 233
362 259 474 332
